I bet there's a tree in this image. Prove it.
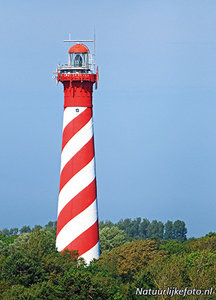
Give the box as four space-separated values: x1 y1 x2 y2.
140 218 150 238
0 240 5 254
173 220 187 242
117 218 142 238
205 232 216 238
100 226 128 253
117 218 132 235
13 228 19 235
129 218 141 238
157 222 164 239
20 226 31 234
8 233 30 254
99 220 114 230
9 228 19 236
164 220 173 239
32 225 42 231
1 251 44 286
159 240 188 255
147 220 164 239
1 229 9 236
45 221 55 228
99 240 160 282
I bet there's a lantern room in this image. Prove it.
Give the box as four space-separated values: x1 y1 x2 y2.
55 40 96 79
68 44 90 72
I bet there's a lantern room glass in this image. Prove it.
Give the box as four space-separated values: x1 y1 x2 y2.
74 54 82 67
68 53 88 68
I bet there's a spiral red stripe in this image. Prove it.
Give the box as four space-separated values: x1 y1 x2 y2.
62 108 92 150
62 220 99 257
59 137 95 192
57 178 96 235
56 106 100 264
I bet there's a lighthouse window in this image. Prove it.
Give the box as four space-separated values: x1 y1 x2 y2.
74 54 83 67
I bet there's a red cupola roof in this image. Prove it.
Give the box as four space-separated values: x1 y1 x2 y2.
68 44 89 54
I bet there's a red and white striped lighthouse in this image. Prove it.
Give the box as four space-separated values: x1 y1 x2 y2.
55 40 100 264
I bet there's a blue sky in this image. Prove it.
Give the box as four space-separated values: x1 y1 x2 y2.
0 1 216 237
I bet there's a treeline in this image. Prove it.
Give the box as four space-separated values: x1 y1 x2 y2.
0 221 56 236
0 218 187 242
0 218 187 255
100 218 187 241
0 223 215 299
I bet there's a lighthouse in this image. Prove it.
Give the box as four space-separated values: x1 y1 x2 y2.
55 40 100 264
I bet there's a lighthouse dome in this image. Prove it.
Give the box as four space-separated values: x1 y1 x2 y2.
68 44 89 54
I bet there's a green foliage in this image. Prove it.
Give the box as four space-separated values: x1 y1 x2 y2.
117 218 142 239
159 240 190 255
100 225 128 253
140 218 150 238
147 220 164 239
99 220 114 230
1 218 187 242
45 221 56 228
98 240 160 282
173 220 187 242
1 228 9 236
0 235 17 247
2 251 44 286
205 232 216 238
0 219 215 299
0 235 17 255
32 225 42 231
164 220 173 239
9 228 18 235
100 218 187 242
20 226 31 234
133 271 157 295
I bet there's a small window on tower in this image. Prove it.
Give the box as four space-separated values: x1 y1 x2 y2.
74 54 83 67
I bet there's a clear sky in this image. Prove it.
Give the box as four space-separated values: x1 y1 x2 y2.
0 0 216 237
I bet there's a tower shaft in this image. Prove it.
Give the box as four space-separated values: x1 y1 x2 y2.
56 54 99 264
